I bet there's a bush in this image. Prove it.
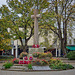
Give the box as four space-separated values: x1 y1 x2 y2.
0 55 14 59
19 52 28 59
28 64 32 69
49 63 74 70
49 58 74 70
41 59 49 65
46 52 52 58
32 52 52 58
38 52 52 58
39 53 47 58
67 51 75 60
49 58 62 65
3 62 13 69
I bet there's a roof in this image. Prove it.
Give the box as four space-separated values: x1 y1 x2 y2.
66 46 75 50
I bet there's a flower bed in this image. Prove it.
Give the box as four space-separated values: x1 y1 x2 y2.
33 59 49 66
19 60 30 64
2 52 74 71
49 58 74 70
12 58 19 64
19 52 28 59
32 52 41 57
32 52 52 59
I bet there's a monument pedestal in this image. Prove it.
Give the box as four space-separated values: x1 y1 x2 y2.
28 48 44 57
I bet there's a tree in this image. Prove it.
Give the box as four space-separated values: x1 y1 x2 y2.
0 0 49 52
40 0 75 56
0 19 11 50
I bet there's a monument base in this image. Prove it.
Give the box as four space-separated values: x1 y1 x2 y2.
28 48 44 57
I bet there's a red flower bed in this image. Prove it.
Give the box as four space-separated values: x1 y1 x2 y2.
19 60 30 64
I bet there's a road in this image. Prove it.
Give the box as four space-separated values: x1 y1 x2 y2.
0 69 75 75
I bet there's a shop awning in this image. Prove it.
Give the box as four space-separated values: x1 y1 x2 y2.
66 46 75 50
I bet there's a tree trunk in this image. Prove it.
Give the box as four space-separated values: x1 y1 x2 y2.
60 38 64 56
64 21 67 55
23 40 28 52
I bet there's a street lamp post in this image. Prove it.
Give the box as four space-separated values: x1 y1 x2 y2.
16 39 18 58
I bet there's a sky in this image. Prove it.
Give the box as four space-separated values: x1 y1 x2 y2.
0 0 7 7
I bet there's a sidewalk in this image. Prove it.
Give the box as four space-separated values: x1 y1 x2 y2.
0 63 4 70
0 69 75 75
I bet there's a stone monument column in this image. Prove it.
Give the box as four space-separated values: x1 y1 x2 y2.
29 9 44 57
31 9 41 45
34 9 39 45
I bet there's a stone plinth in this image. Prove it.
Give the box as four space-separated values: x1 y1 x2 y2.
29 48 44 54
28 48 44 57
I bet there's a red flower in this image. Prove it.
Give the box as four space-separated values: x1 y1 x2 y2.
12 58 19 63
32 44 40 48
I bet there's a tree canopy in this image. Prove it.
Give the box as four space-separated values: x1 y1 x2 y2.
0 0 74 55
0 0 50 52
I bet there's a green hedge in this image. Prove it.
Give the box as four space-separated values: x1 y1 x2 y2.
67 51 75 60
0 55 14 59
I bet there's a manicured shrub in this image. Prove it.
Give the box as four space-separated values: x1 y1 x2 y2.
19 52 28 59
67 51 75 60
3 62 13 69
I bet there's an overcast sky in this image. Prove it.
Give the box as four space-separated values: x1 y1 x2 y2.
0 0 7 7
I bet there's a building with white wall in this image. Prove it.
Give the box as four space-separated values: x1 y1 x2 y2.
67 29 75 45
9 27 75 58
